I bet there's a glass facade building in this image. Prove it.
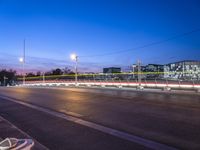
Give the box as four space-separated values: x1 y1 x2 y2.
164 60 200 80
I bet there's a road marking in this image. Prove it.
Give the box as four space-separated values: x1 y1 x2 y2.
59 109 83 117
0 95 178 150
0 115 48 150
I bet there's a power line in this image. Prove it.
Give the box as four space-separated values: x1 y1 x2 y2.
79 28 200 58
0 28 199 67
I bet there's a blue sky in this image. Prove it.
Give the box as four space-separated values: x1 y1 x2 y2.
0 0 200 73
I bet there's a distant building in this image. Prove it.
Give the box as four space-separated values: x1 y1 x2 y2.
145 64 164 72
121 66 132 73
132 64 146 79
145 64 164 79
103 67 121 74
164 60 200 80
102 60 200 81
131 64 164 79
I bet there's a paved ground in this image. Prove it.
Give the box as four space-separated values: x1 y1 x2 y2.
0 87 200 149
0 116 47 150
0 97 148 150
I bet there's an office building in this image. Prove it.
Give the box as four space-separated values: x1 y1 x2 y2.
164 60 200 80
103 67 121 74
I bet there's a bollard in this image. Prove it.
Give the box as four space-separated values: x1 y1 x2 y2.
101 85 105 88
163 86 171 91
118 85 122 88
87 84 91 87
137 86 144 90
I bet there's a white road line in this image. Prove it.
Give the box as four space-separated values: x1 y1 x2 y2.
0 95 178 150
0 115 48 150
59 109 83 118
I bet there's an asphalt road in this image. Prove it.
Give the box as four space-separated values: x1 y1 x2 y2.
0 87 200 150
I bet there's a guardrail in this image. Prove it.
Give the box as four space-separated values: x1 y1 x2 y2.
18 80 200 92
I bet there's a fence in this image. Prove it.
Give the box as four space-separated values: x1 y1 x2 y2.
17 73 200 92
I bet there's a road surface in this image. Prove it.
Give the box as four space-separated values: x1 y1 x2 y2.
0 87 200 149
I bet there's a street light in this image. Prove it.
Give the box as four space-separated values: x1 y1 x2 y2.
19 57 25 85
70 53 78 85
19 57 24 63
19 39 26 85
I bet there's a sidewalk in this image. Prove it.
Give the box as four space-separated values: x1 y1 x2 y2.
0 116 48 150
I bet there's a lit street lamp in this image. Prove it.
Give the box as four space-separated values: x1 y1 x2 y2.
19 39 26 85
19 57 24 63
19 57 25 85
70 53 78 85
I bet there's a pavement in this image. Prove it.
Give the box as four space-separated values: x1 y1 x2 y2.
0 97 149 150
0 87 200 149
0 116 47 150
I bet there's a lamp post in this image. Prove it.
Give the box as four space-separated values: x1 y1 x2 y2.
19 57 25 85
137 60 141 86
43 72 45 83
70 53 78 85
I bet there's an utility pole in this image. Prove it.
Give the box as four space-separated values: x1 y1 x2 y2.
75 56 78 85
43 72 45 83
23 39 26 85
132 64 136 80
70 54 78 85
3 76 6 86
182 61 185 80
138 60 141 86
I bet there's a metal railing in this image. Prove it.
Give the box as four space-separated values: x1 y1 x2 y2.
16 73 200 92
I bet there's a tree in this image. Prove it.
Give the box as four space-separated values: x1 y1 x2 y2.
63 67 74 74
27 72 35 77
36 71 41 76
0 69 16 86
52 68 63 75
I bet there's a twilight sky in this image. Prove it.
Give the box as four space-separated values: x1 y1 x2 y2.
0 0 200 73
